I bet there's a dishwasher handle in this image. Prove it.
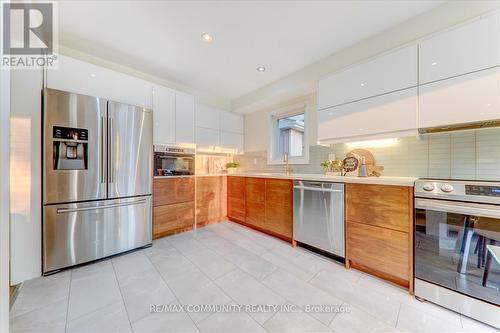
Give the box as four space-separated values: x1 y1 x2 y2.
294 185 343 193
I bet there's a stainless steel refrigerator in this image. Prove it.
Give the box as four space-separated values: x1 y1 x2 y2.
42 88 153 274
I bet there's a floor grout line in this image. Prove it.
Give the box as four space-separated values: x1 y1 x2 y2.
110 259 134 333
64 270 72 333
394 302 402 329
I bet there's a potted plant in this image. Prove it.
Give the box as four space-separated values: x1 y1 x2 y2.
320 159 343 176
225 161 240 174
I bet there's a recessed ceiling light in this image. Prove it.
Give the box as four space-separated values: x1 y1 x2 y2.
256 66 266 72
201 32 213 43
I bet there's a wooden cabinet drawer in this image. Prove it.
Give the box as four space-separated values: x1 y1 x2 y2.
153 201 194 239
346 183 412 232
347 221 410 286
153 178 195 206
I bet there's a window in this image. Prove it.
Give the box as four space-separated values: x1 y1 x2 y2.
268 103 309 165
278 114 305 158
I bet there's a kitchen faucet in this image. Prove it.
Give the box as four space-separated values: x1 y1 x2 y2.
283 152 293 175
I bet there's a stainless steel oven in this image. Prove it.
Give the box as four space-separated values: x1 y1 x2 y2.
414 179 500 328
154 144 195 177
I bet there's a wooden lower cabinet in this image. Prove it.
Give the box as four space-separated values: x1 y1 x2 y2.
347 221 410 285
227 176 246 223
345 183 413 290
153 177 195 206
228 176 293 242
153 177 195 239
153 202 195 239
196 176 227 227
264 179 293 240
245 178 266 229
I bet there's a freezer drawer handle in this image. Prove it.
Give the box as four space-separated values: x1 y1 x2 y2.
56 199 147 214
294 186 343 193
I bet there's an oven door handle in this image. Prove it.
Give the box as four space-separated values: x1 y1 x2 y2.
415 198 500 219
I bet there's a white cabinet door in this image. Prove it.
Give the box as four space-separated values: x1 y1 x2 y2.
220 111 244 134
152 84 175 145
196 104 220 130
175 91 195 145
318 88 417 142
220 131 244 153
46 54 153 108
419 67 500 129
196 127 220 148
419 13 500 84
318 44 417 110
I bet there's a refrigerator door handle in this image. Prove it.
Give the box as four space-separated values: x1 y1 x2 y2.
100 115 106 183
56 198 147 214
108 117 113 183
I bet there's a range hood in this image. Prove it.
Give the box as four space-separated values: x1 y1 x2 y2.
418 120 500 134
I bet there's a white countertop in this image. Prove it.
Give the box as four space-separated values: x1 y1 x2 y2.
154 173 417 186
227 172 417 186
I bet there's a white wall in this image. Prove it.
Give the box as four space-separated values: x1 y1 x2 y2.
0 3 11 331
9 68 43 284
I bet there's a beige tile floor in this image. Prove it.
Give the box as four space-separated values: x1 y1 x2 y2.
9 221 498 333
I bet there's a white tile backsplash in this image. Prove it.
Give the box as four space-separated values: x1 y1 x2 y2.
236 128 500 181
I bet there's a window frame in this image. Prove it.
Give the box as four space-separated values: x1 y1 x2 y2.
267 102 310 165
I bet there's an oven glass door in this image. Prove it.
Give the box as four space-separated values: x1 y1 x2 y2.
415 198 500 305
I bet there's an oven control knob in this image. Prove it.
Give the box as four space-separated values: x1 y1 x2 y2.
422 183 435 191
441 184 454 193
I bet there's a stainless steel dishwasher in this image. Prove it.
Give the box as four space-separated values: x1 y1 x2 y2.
293 181 345 258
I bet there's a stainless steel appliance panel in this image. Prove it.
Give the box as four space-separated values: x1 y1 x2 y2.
293 181 345 257
108 102 153 198
43 196 152 273
43 88 107 204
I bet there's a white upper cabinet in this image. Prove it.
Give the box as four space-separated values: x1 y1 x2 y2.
318 44 417 110
318 88 417 143
220 131 244 153
419 66 500 129
175 91 196 146
152 84 176 145
196 104 220 130
195 104 244 153
46 55 152 108
196 127 220 148
220 112 244 134
419 12 500 85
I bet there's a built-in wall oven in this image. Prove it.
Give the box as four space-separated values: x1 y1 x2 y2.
154 145 195 177
414 179 500 329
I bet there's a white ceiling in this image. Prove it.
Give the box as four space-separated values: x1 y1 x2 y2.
58 0 443 103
